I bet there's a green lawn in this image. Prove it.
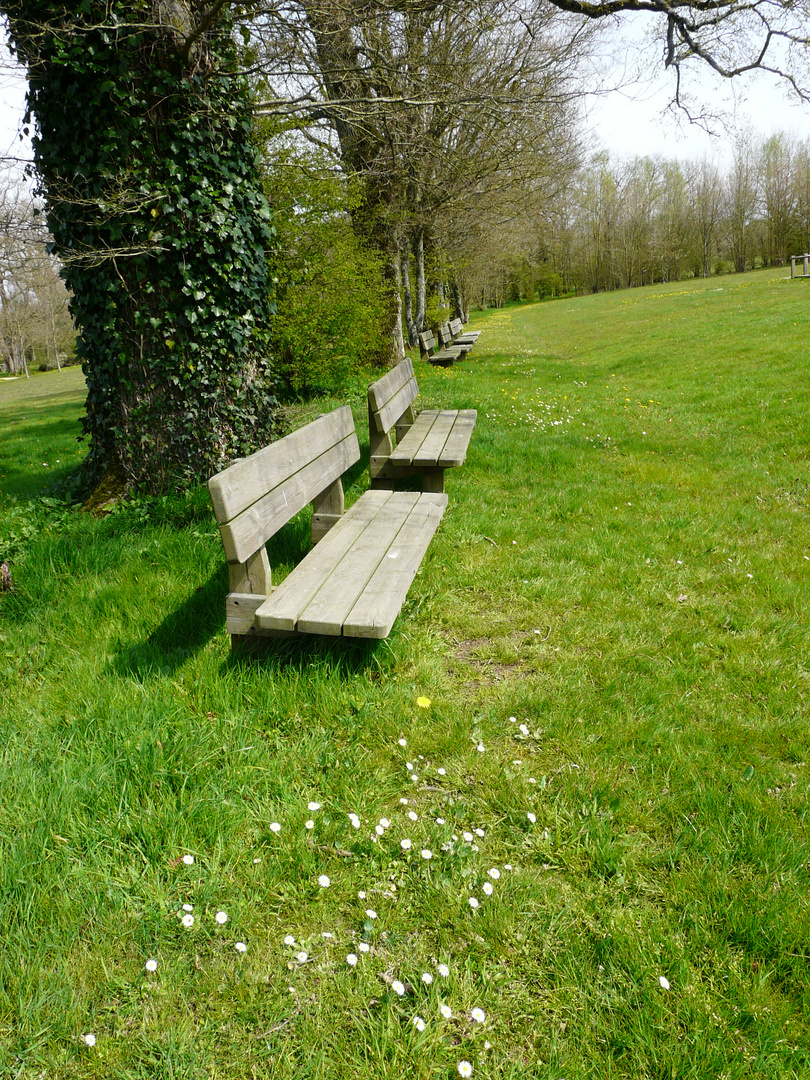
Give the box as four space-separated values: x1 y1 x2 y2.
1 268 808 1079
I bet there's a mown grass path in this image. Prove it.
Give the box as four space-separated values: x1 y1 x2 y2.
1 268 808 1078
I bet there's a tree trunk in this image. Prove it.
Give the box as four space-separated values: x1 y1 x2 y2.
413 228 426 333
2 1 282 495
401 247 417 347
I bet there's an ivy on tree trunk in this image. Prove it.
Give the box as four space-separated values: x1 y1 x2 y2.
2 0 282 495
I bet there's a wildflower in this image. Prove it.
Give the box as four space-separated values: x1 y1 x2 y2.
437 963 450 977
440 1003 452 1018
391 979 406 996
182 854 195 865
358 942 371 953
365 909 378 920
659 975 671 990
468 897 480 910
306 819 315 830
375 824 385 836
504 863 513 871
519 723 530 735
399 797 409 805
215 911 228 925
421 849 433 860
406 762 414 771
408 810 418 821
483 882 494 896
416 697 431 708
458 1061 473 1078
380 818 391 828
349 814 361 828
398 738 407 747
413 1015 427 1031
474 828 485 838
421 972 433 985
509 715 517 723
297 951 308 963
401 838 412 851
182 903 193 912
181 913 194 928
318 875 331 888
308 801 322 811
270 822 281 833
284 934 296 946
484 1041 491 1050
476 743 485 752
437 766 447 776
487 868 501 880
145 958 158 972
83 1033 97 1047
411 774 419 783
347 953 358 967
235 942 247 953
253 857 261 864
527 812 536 824
471 1007 486 1023
463 832 473 843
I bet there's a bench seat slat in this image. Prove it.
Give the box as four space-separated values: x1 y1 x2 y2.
427 408 477 467
255 490 446 637
255 489 393 632
343 493 447 638
389 409 477 469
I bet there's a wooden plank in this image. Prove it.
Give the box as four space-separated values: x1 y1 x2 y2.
367 358 413 415
389 410 439 466
296 492 423 635
371 375 419 435
208 406 355 524
436 409 477 467
342 493 447 638
411 410 457 465
226 592 266 635
218 431 359 564
254 490 394 632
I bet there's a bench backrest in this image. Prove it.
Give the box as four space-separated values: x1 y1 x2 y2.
368 357 418 438
209 405 360 565
449 318 464 337
419 330 437 357
438 323 454 348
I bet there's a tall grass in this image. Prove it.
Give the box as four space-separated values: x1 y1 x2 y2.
1 268 808 1078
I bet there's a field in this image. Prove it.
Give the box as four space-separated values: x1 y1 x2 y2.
1 268 808 1078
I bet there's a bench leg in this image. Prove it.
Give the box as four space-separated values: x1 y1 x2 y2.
421 470 445 494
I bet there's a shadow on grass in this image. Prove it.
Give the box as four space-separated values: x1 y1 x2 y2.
114 567 228 679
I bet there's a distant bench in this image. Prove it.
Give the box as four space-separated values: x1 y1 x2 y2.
419 329 462 366
368 358 476 494
208 405 447 643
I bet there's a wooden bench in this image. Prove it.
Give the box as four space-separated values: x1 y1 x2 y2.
449 317 481 345
419 329 462 367
208 405 447 642
368 358 476 494
438 322 474 359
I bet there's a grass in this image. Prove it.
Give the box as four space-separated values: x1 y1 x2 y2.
1 267 809 1079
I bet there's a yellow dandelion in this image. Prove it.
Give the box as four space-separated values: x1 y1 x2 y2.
416 696 431 709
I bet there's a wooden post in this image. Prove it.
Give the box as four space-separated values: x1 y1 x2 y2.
791 256 797 278
803 254 809 277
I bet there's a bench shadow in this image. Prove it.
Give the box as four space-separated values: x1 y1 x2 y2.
113 566 228 679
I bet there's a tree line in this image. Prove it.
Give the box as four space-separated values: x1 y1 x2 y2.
471 131 810 306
